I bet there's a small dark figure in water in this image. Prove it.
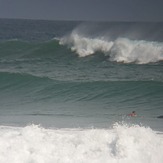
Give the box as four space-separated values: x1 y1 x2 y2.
157 115 163 118
128 111 137 117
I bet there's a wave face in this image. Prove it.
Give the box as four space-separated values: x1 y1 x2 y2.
0 40 163 129
0 19 163 129
0 19 163 162
0 124 163 163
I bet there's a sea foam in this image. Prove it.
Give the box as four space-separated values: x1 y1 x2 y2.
59 31 113 57
0 124 162 163
59 32 163 64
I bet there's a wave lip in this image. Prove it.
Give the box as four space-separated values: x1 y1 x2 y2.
110 38 163 64
59 31 113 57
60 31 163 64
0 124 163 163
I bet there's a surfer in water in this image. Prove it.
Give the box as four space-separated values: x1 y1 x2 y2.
128 111 137 117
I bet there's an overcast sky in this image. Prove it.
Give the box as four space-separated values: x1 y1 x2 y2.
0 0 163 21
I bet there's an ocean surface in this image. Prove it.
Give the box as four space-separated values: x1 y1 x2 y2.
0 18 163 163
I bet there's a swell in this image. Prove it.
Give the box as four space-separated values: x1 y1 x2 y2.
0 71 162 105
0 39 70 60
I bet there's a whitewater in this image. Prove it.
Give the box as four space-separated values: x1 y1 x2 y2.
0 19 163 163
0 124 163 163
59 31 163 64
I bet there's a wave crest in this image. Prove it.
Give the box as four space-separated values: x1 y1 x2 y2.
110 38 163 64
59 31 113 57
59 32 163 64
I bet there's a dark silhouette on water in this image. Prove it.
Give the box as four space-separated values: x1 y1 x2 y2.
157 115 163 118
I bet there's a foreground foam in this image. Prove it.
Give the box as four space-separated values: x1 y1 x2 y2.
0 124 162 163
59 32 163 64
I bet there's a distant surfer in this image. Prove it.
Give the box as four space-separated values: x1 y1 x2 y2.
128 111 137 117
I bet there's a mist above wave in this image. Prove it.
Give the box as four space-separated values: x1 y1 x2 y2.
60 31 163 64
59 31 113 57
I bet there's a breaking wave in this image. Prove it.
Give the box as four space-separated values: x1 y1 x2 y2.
0 123 162 163
59 31 163 64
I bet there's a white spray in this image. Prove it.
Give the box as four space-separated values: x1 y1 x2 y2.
0 124 163 163
59 31 163 64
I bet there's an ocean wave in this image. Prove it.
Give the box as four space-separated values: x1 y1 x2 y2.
0 71 51 82
59 32 163 64
1 37 163 65
0 71 162 107
109 38 163 64
0 39 67 59
0 123 162 163
59 32 113 57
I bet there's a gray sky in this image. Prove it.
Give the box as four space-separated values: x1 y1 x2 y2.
0 0 163 21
